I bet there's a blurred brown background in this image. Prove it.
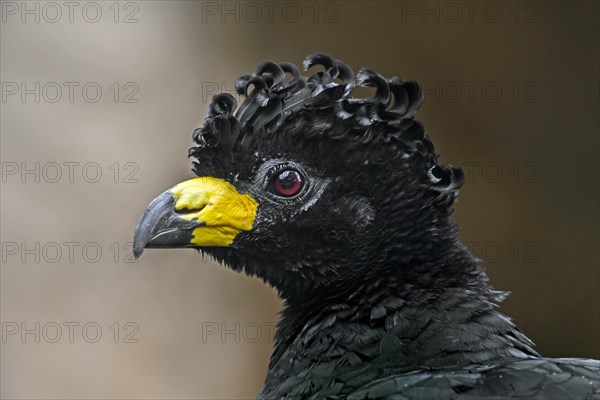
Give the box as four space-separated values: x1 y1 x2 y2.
1 1 598 399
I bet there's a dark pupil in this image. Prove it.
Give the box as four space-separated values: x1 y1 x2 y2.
279 171 297 189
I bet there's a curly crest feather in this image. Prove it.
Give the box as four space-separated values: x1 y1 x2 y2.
189 53 464 206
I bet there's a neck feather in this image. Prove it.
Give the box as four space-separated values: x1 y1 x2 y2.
259 249 538 399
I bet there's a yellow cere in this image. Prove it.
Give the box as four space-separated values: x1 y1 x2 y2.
169 177 258 247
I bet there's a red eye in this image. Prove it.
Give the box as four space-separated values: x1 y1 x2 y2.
272 170 304 197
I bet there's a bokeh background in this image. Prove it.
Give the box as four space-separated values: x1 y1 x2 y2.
1 1 598 399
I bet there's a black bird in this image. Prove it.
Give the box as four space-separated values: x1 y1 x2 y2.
133 54 599 399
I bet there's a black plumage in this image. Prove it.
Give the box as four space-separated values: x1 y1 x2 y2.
139 54 600 399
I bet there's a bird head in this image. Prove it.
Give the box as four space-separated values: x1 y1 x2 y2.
133 54 465 298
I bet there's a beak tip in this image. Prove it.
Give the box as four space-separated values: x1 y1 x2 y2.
133 229 146 259
133 246 143 259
